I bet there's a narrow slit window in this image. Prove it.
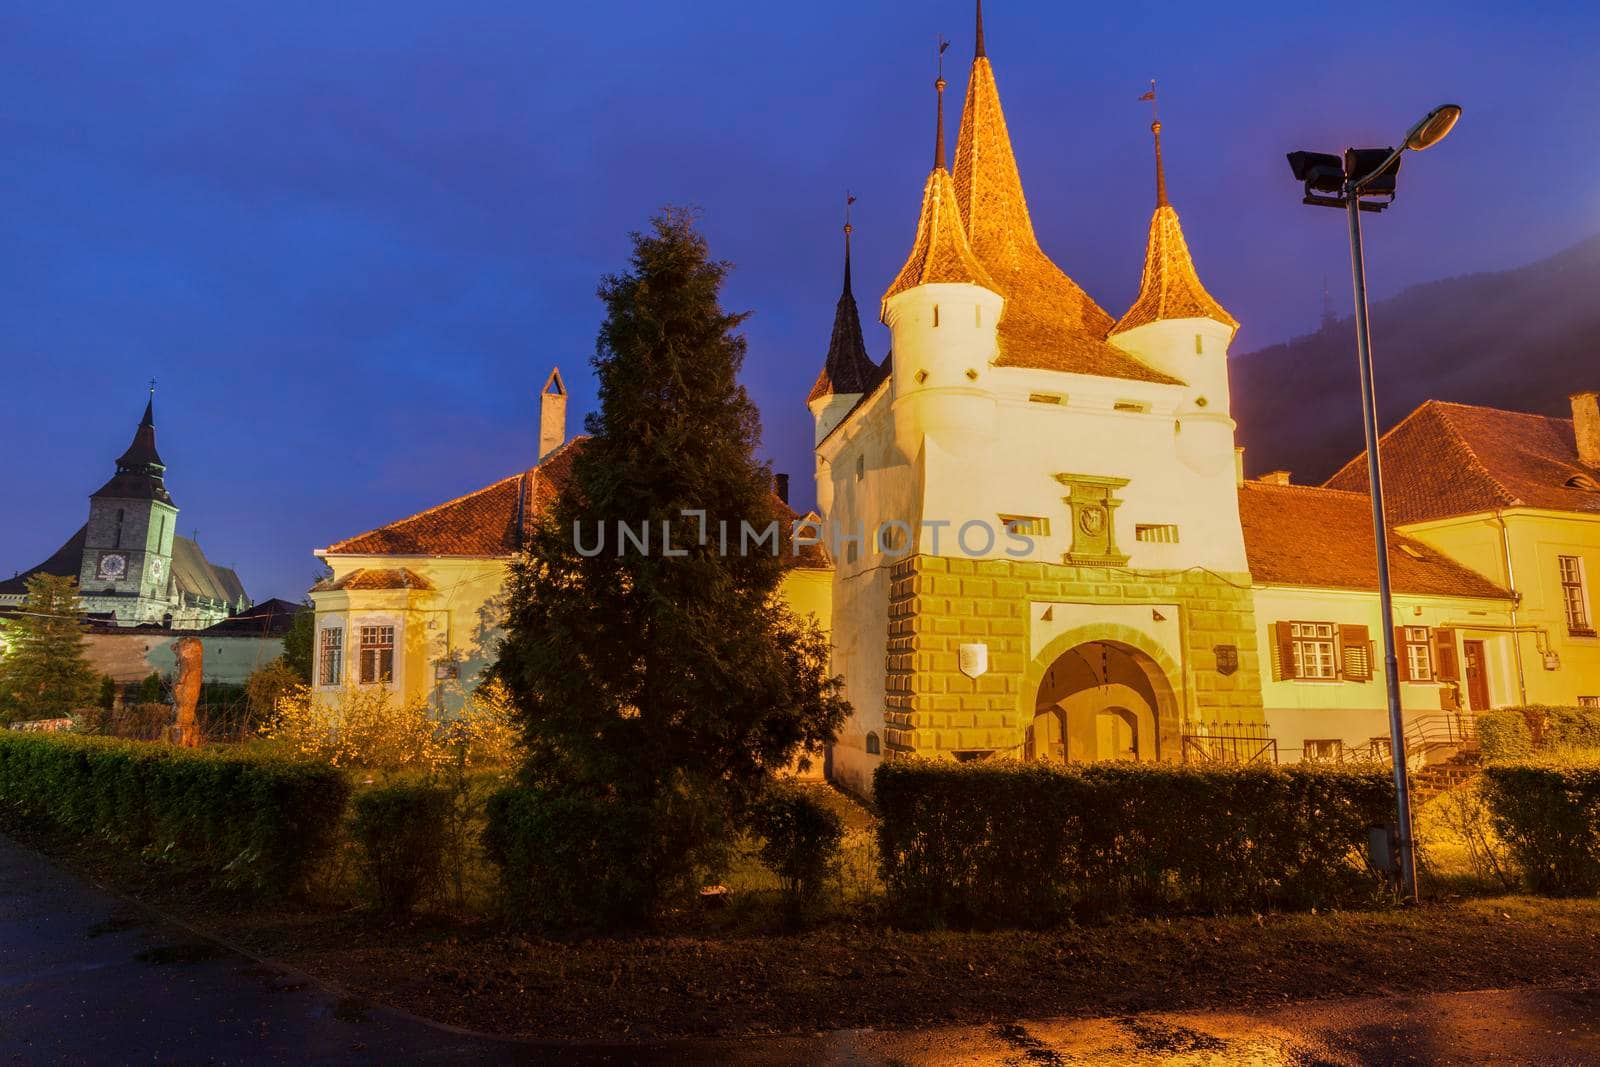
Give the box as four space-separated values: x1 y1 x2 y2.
932 305 940 327
1028 393 1063 405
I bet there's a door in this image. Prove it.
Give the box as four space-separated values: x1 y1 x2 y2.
1027 708 1066 763
1463 640 1490 710
1094 707 1138 761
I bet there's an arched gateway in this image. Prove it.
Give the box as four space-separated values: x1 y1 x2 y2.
1023 638 1180 763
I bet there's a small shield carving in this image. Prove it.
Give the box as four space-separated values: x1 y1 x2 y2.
1215 644 1239 677
958 642 989 679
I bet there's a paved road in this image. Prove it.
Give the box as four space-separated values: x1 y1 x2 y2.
4 833 1599 1065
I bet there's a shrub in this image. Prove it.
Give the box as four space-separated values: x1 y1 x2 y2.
1478 711 1534 762
1543 706 1600 752
1481 757 1600 896
262 687 442 771
0 731 349 896
245 660 303 725
350 782 453 914
748 781 844 922
97 675 117 711
874 758 1394 928
484 776 727 927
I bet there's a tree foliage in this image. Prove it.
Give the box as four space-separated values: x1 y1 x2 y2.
0 574 96 722
280 609 314 684
492 209 848 919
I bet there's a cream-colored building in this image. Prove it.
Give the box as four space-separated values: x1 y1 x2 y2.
811 18 1264 795
310 371 831 715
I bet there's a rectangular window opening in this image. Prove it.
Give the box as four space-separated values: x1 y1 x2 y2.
1028 393 1064 405
1559 555 1593 635
1113 400 1149 413
318 627 343 687
358 625 395 686
1135 523 1179 544
1289 621 1337 680
1000 515 1050 537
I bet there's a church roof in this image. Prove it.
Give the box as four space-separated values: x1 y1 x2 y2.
322 437 830 569
94 395 174 505
0 526 87 596
1323 400 1600 522
808 233 880 403
172 536 246 606
1237 481 1509 599
949 32 1180 384
1113 123 1236 335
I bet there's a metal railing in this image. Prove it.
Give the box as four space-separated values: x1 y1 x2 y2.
1182 721 1279 765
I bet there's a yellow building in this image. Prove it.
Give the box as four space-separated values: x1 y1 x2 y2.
311 371 831 715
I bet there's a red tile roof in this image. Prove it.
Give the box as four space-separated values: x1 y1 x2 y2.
1324 400 1600 522
323 437 830 569
313 568 435 592
1238 481 1510 599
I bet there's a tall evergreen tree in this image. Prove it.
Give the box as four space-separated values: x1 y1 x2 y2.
0 574 96 722
494 209 848 914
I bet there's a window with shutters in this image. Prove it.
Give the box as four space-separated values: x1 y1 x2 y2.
1559 556 1593 635
1338 624 1372 680
1399 626 1433 681
1289 622 1337 679
358 624 395 685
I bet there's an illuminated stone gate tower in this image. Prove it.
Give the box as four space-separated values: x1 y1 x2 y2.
811 5 1265 795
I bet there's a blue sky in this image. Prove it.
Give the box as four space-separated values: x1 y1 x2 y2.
3 1 1598 600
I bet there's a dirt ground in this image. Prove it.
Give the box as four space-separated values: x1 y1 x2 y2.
18 817 1600 1043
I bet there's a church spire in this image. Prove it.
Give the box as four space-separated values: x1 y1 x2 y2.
95 387 174 505
974 0 986 57
809 194 880 404
1112 110 1236 336
883 45 994 308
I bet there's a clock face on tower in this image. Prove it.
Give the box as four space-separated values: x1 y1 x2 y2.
149 557 165 580
98 553 128 580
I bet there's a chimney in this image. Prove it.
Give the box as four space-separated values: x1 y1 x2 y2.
539 368 567 462
1234 446 1246 486
1259 470 1292 486
1573 391 1600 468
773 472 790 505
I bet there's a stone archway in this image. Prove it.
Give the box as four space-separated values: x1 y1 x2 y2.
1017 628 1182 763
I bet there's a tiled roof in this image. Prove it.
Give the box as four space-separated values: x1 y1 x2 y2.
94 397 173 505
323 437 830 570
313 567 436 592
0 526 87 596
1113 203 1236 335
202 597 306 636
325 438 582 556
172 536 246 606
1323 400 1600 522
883 167 995 303
949 55 1179 385
1238 481 1510 599
809 242 880 403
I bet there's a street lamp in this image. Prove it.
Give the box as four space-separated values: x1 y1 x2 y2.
1287 103 1462 903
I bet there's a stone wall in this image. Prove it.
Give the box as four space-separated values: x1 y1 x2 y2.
884 554 1263 759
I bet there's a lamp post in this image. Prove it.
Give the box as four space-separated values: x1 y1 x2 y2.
1288 104 1462 903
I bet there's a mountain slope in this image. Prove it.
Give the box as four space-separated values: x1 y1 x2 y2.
1231 234 1600 483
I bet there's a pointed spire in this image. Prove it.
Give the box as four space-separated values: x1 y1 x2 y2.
1113 116 1236 336
809 195 881 404
883 167 994 308
975 0 986 57
95 389 173 504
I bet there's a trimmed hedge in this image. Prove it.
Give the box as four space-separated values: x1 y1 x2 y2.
0 731 349 896
1478 710 1534 762
875 759 1394 927
351 782 452 914
1482 758 1600 895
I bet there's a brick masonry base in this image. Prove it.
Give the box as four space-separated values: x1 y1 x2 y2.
883 554 1264 759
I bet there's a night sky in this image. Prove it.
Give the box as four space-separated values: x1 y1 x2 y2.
4 1 1598 602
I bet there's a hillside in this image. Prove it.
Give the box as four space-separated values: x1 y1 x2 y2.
1232 234 1600 483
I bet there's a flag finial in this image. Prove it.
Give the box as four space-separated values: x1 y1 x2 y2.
1139 79 1168 207
843 192 857 294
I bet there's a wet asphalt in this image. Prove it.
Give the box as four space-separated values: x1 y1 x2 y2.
3 832 1599 1065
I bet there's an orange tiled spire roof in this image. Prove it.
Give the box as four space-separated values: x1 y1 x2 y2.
883 63 995 306
950 5 1179 384
1113 118 1237 334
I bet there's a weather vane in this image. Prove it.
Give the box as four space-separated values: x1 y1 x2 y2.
148 377 157 396
1138 78 1158 123
845 191 856 235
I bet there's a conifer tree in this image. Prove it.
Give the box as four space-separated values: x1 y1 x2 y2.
0 574 96 722
494 209 848 915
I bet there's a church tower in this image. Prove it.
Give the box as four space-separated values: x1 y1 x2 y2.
79 389 179 624
808 203 880 449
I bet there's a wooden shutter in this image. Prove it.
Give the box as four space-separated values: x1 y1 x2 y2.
1433 627 1460 682
1275 621 1298 680
1340 625 1372 681
1393 626 1413 682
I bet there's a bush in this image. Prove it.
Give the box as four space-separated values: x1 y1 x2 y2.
1478 711 1534 762
262 687 441 771
1482 757 1600 896
748 782 844 922
484 777 726 927
874 759 1394 928
1543 706 1600 752
351 782 452 914
0 731 350 896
